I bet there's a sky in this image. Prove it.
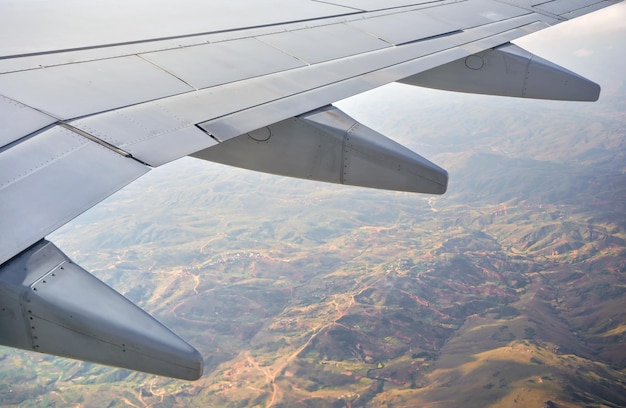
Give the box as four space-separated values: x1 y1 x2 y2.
516 2 626 85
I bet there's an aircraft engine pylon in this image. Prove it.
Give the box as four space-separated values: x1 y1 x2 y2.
193 105 447 195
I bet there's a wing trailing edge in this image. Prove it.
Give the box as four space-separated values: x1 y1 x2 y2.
399 43 601 101
192 105 448 195
0 241 203 380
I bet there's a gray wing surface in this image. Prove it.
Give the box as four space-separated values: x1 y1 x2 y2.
0 0 621 380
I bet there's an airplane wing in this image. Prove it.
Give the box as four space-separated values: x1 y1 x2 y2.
0 0 621 380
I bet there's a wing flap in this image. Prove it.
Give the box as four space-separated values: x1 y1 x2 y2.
0 95 56 148
0 126 149 265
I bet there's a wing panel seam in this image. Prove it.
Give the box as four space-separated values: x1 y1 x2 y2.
57 123 149 164
136 55 198 91
310 0 365 12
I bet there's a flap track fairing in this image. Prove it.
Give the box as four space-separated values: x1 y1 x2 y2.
399 43 601 101
192 105 447 195
0 241 203 380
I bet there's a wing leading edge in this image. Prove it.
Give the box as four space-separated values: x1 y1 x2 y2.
0 0 621 379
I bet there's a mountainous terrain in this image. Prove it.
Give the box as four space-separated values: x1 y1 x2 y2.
1 7 625 408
